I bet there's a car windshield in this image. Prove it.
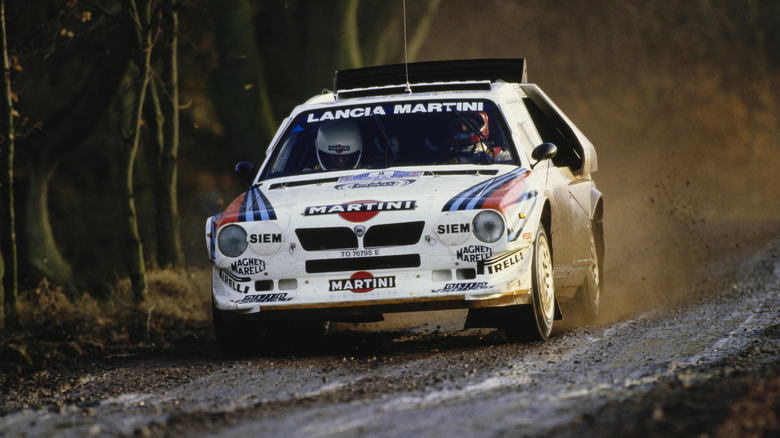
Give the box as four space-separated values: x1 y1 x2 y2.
261 99 517 180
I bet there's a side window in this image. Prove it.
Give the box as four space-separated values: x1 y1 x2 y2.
522 98 582 170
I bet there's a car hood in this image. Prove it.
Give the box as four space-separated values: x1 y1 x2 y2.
216 166 532 228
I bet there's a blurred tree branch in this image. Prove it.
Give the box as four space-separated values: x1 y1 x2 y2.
145 0 184 269
1 0 18 329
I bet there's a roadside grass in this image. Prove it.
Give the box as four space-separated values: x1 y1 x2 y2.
0 269 212 382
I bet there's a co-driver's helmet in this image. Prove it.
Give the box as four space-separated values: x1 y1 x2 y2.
444 111 489 152
315 120 363 170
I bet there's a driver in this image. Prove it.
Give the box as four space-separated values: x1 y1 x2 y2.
314 120 363 170
443 111 495 164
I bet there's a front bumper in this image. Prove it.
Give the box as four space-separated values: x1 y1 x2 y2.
211 245 534 320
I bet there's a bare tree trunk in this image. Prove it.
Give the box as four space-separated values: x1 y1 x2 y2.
361 0 440 66
207 0 276 161
405 0 440 62
144 75 164 267
337 0 362 69
21 165 73 289
0 0 17 329
15 12 133 294
156 0 183 268
123 0 154 304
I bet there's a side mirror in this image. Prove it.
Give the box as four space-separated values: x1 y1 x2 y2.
531 142 557 169
234 161 258 185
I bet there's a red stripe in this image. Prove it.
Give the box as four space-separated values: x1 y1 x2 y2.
216 194 246 228
481 173 529 215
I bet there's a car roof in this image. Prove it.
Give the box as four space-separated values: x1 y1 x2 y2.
298 59 528 107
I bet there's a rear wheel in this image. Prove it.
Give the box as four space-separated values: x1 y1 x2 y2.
571 227 601 323
505 224 555 341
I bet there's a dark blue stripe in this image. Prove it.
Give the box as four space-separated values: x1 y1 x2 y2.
238 193 249 222
443 179 493 211
240 188 277 222
254 189 277 220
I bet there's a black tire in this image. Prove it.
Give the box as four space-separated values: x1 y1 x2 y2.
212 302 262 357
505 224 555 342
267 319 330 339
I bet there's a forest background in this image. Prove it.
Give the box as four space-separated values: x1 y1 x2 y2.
0 0 778 356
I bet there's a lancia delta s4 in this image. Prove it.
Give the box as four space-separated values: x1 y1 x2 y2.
206 59 604 355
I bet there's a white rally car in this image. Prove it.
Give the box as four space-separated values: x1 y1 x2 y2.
206 59 604 355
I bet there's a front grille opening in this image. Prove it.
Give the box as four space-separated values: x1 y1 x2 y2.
432 270 452 281
255 280 274 291
364 221 425 248
306 254 421 273
456 268 477 280
296 227 358 251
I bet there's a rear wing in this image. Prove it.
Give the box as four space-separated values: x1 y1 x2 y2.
334 58 527 92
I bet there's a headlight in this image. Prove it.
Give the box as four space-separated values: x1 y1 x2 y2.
217 224 248 257
472 210 505 243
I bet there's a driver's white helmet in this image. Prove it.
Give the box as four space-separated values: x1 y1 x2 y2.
315 121 363 170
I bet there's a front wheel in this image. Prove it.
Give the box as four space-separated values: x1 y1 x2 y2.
212 302 264 357
505 224 555 341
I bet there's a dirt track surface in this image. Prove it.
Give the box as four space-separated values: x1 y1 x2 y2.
1 237 778 437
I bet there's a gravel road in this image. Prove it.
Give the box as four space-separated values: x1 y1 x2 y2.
1 237 778 438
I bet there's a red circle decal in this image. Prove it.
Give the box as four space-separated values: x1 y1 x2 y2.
350 271 375 293
338 200 380 223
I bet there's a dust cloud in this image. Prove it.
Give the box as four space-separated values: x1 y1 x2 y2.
415 1 779 326
188 2 779 332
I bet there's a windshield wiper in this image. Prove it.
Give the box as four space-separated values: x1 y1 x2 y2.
454 110 490 147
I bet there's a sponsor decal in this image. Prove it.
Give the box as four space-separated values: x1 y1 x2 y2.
220 269 251 294
437 223 470 234
338 170 423 182
328 144 352 153
334 179 415 191
329 271 396 293
305 102 484 123
456 245 493 263
249 233 282 244
248 221 284 256
307 106 387 123
522 232 533 241
233 293 293 304
431 282 490 293
479 249 523 275
230 258 266 276
394 101 483 114
304 200 415 223
435 213 471 246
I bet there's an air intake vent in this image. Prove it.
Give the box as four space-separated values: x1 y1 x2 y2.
364 221 425 247
306 255 421 273
295 227 357 251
